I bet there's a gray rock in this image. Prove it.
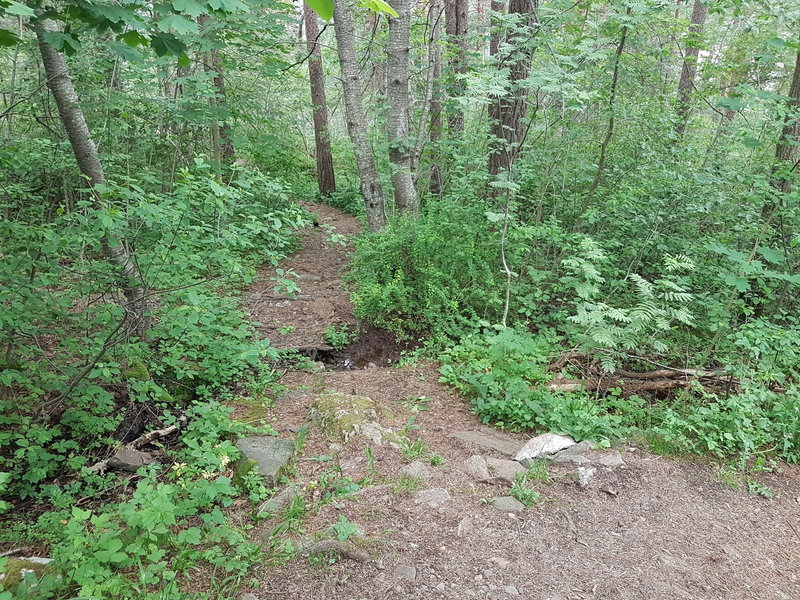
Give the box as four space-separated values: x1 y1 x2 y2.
240 594 259 600
107 448 155 472
394 564 417 581
485 457 525 483
457 516 474 537
491 496 525 513
548 453 590 467
436 582 446 592
576 466 596 488
449 430 521 456
513 433 575 463
505 586 520 596
414 488 451 508
236 436 294 487
562 440 598 455
596 451 625 468
400 460 431 480
257 485 300 516
462 455 491 481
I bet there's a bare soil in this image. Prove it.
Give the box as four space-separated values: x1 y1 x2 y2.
241 203 800 600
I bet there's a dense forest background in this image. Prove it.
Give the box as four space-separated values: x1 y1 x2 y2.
1 0 799 597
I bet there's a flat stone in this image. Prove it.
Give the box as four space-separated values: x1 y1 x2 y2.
414 488 451 508
107 447 155 472
400 460 430 480
548 453 590 467
240 594 259 600
236 436 294 487
491 496 525 513
462 455 491 481
576 466 596 488
394 564 417 581
486 457 525 483
449 430 521 457
596 451 625 468
257 484 300 516
505 586 520 596
514 433 575 463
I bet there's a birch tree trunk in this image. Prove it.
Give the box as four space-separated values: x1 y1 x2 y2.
333 0 387 230
304 2 337 195
675 0 708 136
387 0 419 216
35 21 153 337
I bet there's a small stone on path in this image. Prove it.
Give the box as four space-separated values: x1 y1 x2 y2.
457 516 474 537
596 451 625 468
394 564 417 581
107 448 155 472
486 457 525 483
414 488 451 508
491 496 525 513
240 594 259 600
505 585 520 596
449 430 521 456
514 433 575 464
400 460 431 480
236 436 294 487
576 466 596 488
462 455 491 481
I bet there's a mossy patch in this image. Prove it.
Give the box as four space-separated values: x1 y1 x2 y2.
312 393 403 446
122 358 150 381
1 557 55 590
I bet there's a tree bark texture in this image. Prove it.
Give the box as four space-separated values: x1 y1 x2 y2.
675 0 708 135
304 2 337 195
771 40 800 196
199 16 235 164
487 0 535 177
333 0 387 231
35 21 152 336
444 0 468 133
387 0 420 216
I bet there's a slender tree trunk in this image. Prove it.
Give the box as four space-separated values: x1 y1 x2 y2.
386 0 420 216
675 0 708 136
35 21 152 336
487 0 536 177
771 40 800 196
444 0 468 134
199 15 234 166
429 41 443 194
304 2 336 195
333 0 387 231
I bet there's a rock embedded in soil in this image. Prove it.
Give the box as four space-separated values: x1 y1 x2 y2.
414 487 452 508
235 436 294 487
400 460 431 480
0 557 54 588
486 457 525 483
257 484 300 517
107 447 155 472
596 451 625 468
576 466 596 488
449 430 522 457
394 564 418 581
514 433 575 465
462 455 491 481
312 393 401 446
491 496 525 513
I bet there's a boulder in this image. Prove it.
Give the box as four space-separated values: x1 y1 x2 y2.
400 460 431 480
485 458 525 483
107 447 155 472
312 393 401 446
236 436 294 487
462 455 491 481
414 488 451 508
513 433 575 465
491 496 525 513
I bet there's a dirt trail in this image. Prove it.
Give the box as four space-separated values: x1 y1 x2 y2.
243 203 800 600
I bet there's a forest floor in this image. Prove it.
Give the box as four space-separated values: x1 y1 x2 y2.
237 203 800 600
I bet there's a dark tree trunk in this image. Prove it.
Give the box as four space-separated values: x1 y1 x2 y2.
35 21 152 337
387 0 419 215
333 0 387 231
487 0 536 177
675 0 708 136
444 0 468 134
304 2 336 195
771 41 800 196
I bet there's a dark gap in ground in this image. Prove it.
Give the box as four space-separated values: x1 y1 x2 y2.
296 324 421 371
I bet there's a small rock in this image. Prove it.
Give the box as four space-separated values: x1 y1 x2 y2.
315 361 326 371
257 485 300 516
514 433 575 464
462 455 491 481
394 564 417 581
366 362 378 369
414 488 451 508
548 453 590 467
576 466 596 488
107 447 155 472
236 436 294 487
505 586 520 596
600 485 618 497
560 440 598 455
485 457 525 483
240 594 259 600
491 496 525 513
457 516 474 537
596 451 625 468
400 460 431 480
436 583 446 592
490 556 510 568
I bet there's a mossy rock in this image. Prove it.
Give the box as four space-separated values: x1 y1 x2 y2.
312 393 403 446
122 358 150 381
232 458 260 489
1 557 55 590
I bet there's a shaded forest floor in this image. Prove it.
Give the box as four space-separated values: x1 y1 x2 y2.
237 203 800 600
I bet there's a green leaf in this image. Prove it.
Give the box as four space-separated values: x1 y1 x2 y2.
0 28 21 47
108 42 141 61
717 96 744 112
43 31 82 54
173 0 207 17
119 30 149 47
304 0 333 21
2 0 34 17
360 0 397 17
157 14 199 35
150 33 187 56
207 0 249 12
758 246 784 264
741 136 762 149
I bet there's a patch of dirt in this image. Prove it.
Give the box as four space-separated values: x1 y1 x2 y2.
241 203 800 600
